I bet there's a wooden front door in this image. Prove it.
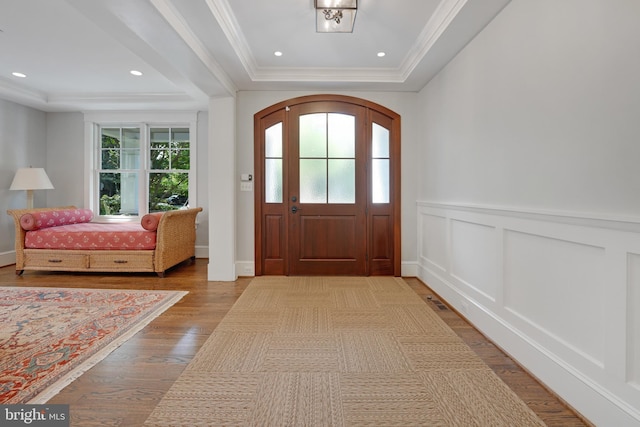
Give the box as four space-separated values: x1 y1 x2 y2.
288 101 367 275
254 95 401 276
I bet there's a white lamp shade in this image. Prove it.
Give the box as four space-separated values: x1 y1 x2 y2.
10 168 54 191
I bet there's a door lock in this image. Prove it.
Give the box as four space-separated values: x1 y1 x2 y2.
291 206 301 213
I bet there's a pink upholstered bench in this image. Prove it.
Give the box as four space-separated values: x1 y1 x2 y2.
7 206 202 277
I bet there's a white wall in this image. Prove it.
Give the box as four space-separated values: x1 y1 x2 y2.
235 90 420 276
46 112 85 208
417 0 640 425
208 97 236 280
195 110 209 252
419 0 640 216
0 99 46 263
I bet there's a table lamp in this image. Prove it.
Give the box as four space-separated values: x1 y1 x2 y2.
10 167 54 209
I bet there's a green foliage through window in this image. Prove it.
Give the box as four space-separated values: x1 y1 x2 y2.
98 126 190 216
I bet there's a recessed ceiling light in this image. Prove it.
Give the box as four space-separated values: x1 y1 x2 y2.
12 72 27 78
377 52 386 57
274 51 283 57
130 70 143 76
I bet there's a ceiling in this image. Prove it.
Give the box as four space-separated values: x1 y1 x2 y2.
0 0 511 112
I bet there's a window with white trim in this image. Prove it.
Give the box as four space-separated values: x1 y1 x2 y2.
85 112 197 219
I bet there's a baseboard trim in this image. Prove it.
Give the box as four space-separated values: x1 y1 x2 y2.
231 260 416 278
235 261 255 277
401 261 418 277
194 245 208 259
418 264 640 426
0 251 15 268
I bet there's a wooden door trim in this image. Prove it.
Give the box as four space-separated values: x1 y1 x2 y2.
254 94 401 276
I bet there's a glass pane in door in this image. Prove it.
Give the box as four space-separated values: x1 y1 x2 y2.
265 159 283 203
299 113 356 204
328 159 355 203
372 123 390 203
372 159 389 203
300 114 327 157
265 123 283 203
372 123 389 157
300 159 327 203
265 123 283 157
328 113 355 158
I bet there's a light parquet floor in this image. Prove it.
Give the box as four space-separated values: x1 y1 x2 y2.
0 260 588 426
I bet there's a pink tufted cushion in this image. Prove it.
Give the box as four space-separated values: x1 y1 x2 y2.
140 212 164 231
20 208 94 231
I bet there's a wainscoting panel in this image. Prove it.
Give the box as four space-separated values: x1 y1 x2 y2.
417 201 640 427
629 253 640 390
419 213 447 273
503 229 606 366
450 219 498 302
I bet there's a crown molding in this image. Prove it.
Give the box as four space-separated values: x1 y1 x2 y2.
201 0 468 85
151 0 238 95
250 67 404 83
203 0 257 78
0 80 205 112
399 0 468 81
0 78 48 105
48 92 194 103
83 110 199 123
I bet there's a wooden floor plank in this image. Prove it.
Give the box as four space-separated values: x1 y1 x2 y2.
0 261 588 426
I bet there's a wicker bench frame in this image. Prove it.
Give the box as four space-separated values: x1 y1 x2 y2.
7 206 202 277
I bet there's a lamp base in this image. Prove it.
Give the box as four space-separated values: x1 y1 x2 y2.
26 189 34 209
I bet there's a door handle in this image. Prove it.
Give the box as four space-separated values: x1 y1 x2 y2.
291 206 301 214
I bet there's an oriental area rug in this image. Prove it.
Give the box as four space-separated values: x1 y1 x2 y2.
0 287 187 404
145 276 545 426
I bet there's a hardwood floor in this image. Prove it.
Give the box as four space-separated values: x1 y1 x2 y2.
0 261 589 426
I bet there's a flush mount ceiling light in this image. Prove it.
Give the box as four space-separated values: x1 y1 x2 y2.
315 0 357 33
